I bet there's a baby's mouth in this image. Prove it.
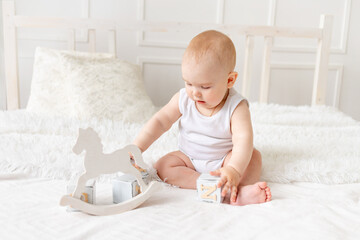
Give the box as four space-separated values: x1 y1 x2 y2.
196 100 205 104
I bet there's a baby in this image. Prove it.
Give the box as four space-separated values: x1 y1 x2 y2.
133 30 271 205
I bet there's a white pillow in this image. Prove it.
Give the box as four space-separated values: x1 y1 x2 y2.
62 53 156 122
27 47 115 116
27 47 156 123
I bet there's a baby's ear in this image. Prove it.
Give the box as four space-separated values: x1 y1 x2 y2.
227 71 238 88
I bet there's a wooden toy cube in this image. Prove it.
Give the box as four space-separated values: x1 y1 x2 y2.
112 174 141 203
67 180 96 211
196 173 223 203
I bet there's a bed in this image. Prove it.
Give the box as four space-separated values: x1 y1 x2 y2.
1 1 360 239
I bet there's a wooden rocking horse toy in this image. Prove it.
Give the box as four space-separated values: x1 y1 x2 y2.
60 127 162 216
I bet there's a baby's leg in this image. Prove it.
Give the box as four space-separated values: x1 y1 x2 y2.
154 151 200 189
223 149 272 205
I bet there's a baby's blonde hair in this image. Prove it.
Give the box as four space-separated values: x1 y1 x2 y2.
183 30 236 73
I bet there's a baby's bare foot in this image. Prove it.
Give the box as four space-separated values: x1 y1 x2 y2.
230 182 271 206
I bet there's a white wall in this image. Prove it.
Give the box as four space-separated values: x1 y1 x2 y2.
1 0 359 120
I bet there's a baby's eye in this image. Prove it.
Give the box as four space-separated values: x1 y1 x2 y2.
201 86 211 89
186 82 192 86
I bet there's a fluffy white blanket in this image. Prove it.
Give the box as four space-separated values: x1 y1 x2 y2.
1 103 359 184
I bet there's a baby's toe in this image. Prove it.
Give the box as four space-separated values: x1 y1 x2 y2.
265 187 272 201
257 182 268 189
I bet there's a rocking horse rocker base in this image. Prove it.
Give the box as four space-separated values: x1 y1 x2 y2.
61 127 162 216
60 181 162 216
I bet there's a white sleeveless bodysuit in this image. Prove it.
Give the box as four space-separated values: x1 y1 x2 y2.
178 88 247 173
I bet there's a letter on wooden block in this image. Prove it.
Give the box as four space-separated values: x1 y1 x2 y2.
196 173 223 203
200 184 217 201
67 180 96 212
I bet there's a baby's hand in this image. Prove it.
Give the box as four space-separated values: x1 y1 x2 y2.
210 166 241 203
128 152 138 168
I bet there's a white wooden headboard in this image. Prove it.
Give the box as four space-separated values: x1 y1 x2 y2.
2 0 333 110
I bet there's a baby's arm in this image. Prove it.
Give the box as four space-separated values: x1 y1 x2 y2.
227 100 253 176
133 92 181 153
210 100 253 201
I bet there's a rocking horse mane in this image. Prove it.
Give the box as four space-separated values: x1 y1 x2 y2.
79 128 102 143
73 128 104 153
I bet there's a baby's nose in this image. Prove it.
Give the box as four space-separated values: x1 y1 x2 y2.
193 89 201 97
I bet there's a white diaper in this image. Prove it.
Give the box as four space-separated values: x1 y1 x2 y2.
187 154 227 174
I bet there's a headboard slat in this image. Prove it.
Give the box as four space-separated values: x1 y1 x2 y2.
312 15 333 106
67 29 75 51
11 16 322 39
259 36 273 103
3 0 19 110
241 35 254 99
108 30 117 57
88 29 96 52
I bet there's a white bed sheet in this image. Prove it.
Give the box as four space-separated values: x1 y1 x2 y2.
1 173 360 240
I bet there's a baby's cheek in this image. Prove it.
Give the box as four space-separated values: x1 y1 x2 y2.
207 92 218 102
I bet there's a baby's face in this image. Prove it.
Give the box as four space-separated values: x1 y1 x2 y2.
182 58 231 110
